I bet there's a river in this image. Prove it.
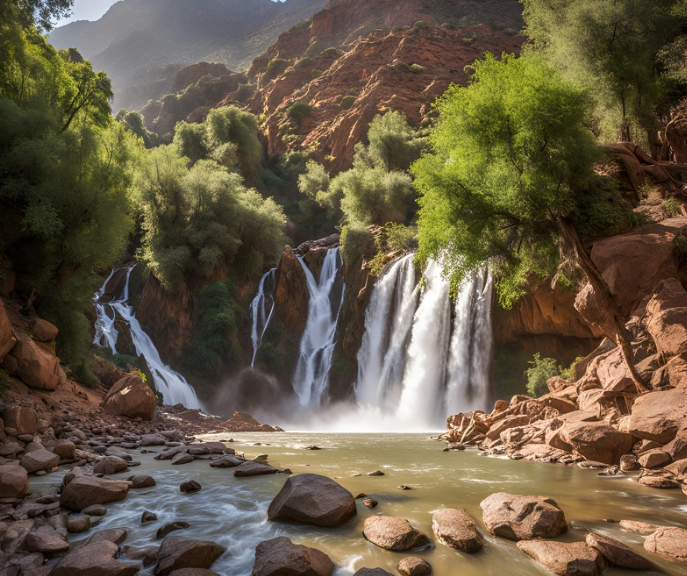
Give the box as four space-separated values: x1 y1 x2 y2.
39 433 687 575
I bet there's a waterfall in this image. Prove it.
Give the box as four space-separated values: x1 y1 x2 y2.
353 254 493 429
93 267 202 410
249 268 278 367
292 248 345 407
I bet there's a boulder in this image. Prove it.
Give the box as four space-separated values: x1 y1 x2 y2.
619 520 664 535
23 531 70 555
353 571 393 576
155 536 227 576
172 453 194 465
644 526 687 562
663 426 687 460
638 450 671 469
644 278 687 357
3 406 38 435
267 473 357 527
585 533 654 570
20 448 59 473
128 474 156 489
431 508 482 553
67 516 91 533
363 516 431 551
252 536 333 576
558 421 635 465
31 319 58 342
0 300 16 361
157 522 190 539
517 540 604 576
50 541 139 576
0 463 29 498
8 332 61 390
53 440 76 460
60 475 129 511
93 456 129 475
102 373 157 421
480 493 567 541
397 557 431 576
169 571 221 576
140 434 167 446
625 388 687 443
234 462 279 477
180 480 202 494
209 455 246 468
636 474 681 489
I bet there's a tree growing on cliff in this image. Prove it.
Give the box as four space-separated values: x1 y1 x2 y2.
413 53 648 392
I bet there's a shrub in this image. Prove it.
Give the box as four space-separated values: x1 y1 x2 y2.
409 63 426 73
525 354 560 398
263 58 289 83
112 354 141 371
319 47 341 58
340 95 357 109
414 20 427 29
287 102 312 124
311 69 323 79
340 222 375 265
663 197 682 217
296 57 314 69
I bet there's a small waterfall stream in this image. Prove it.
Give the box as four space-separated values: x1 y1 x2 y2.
292 248 345 407
93 268 202 409
249 268 278 367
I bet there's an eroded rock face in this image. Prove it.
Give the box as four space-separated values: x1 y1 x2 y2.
0 299 16 362
252 537 334 576
155 537 227 576
274 246 309 338
517 540 604 576
363 516 431 551
480 493 567 541
267 473 357 527
643 527 687 562
585 533 654 570
59 475 129 511
0 463 29 498
431 508 482 553
645 278 687 357
102 373 157 421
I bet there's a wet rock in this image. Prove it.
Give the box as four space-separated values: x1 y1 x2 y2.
102 373 157 421
517 540 604 576
3 406 38 435
585 533 654 570
431 508 483 553
180 480 202 494
51 540 139 576
620 454 640 472
85 528 128 546
368 470 385 476
304 445 321 450
644 526 687 561
53 440 76 460
93 456 129 475
480 493 567 541
141 434 167 446
172 453 194 465
0 463 29 498
20 448 59 473
67 516 91 533
128 474 156 489
398 557 431 576
23 531 70 555
157 521 190 539
352 570 393 576
267 473 357 527
619 520 664 535
363 498 378 509
234 462 279 477
363 516 432 551
142 511 158 524
155 536 227 576
168 570 221 576
82 504 108 516
60 476 129 511
252 536 333 576
635 474 681 489
209 455 245 468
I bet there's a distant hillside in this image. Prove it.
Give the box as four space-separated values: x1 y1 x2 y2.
49 0 327 109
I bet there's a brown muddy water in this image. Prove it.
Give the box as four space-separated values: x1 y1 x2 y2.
35 433 687 575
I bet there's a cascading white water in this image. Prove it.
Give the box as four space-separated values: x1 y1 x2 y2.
292 248 345 407
353 254 493 430
249 268 278 367
93 268 202 409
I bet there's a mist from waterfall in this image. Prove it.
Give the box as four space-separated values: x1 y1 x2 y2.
292 248 345 408
93 268 202 409
249 268 278 367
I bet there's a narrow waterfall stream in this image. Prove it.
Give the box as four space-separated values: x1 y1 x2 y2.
93 268 202 409
249 268 278 367
292 248 345 407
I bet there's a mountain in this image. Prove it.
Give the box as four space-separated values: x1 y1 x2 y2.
49 0 327 109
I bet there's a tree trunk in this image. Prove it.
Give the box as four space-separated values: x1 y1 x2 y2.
557 217 649 394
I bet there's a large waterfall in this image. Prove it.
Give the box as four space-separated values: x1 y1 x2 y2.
249 268 278 367
354 255 493 429
292 248 345 407
93 268 202 409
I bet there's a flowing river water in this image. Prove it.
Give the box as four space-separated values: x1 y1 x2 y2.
34 433 687 576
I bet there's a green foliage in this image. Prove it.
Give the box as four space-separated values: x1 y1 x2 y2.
263 58 288 83
340 222 375 266
112 353 140 371
117 109 158 148
370 223 418 275
287 102 312 124
366 110 425 171
413 53 601 307
525 353 560 397
319 47 341 58
261 168 286 188
340 95 357 109
574 178 640 237
414 20 427 29
173 121 210 164
73 358 99 388
663 197 682 217
522 0 687 140
295 57 314 69
409 63 426 73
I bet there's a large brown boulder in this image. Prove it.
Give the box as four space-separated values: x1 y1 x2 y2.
0 300 16 362
353 570 393 576
431 508 482 553
50 540 140 576
102 373 157 421
558 421 635 465
624 388 687 443
644 526 687 562
363 516 431 551
274 246 309 338
0 463 29 498
60 475 130 511
252 537 334 576
517 540 604 576
93 456 129 475
3 405 38 435
234 461 279 477
7 331 61 390
585 533 654 570
267 473 357 527
31 318 59 342
480 493 567 541
155 537 227 576
644 278 687 358
20 448 59 473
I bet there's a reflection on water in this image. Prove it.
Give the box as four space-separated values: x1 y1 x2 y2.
52 433 687 576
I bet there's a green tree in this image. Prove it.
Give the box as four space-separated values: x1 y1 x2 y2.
366 110 425 171
522 0 687 141
413 53 647 392
525 354 560 397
